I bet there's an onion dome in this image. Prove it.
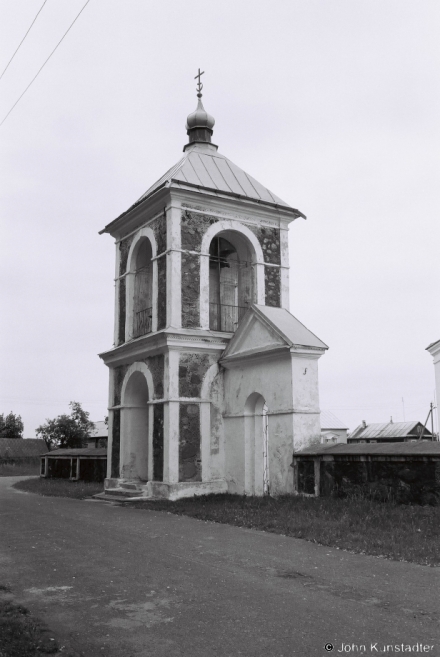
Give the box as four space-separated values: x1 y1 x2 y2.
186 96 215 132
184 70 216 150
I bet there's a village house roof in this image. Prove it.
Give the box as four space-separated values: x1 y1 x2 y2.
348 421 432 442
0 438 47 458
90 421 108 439
294 441 440 456
320 410 348 431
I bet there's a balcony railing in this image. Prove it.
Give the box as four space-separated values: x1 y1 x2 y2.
133 307 152 338
209 303 248 332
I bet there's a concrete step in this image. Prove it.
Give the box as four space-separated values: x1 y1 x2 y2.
104 488 143 498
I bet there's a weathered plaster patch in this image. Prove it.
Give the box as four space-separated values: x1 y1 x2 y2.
181 209 218 252
144 354 164 399
153 404 164 481
181 253 200 328
179 403 201 482
264 266 281 307
157 258 167 330
248 225 281 265
119 235 134 276
178 353 216 398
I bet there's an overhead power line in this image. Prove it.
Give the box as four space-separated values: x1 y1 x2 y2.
0 0 91 128
0 0 49 81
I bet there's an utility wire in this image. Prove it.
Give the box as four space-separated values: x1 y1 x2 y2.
0 0 91 128
0 0 49 81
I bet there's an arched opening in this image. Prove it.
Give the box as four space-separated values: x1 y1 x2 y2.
209 232 255 332
244 393 270 495
132 238 153 338
120 371 149 481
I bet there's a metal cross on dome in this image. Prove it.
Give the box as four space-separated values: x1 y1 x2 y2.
195 68 204 96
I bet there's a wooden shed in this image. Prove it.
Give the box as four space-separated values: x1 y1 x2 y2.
40 448 107 482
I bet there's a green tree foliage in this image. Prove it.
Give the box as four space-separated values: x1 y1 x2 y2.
0 412 24 438
36 402 94 450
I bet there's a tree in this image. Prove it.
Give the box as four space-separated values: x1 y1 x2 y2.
36 401 94 450
0 412 24 438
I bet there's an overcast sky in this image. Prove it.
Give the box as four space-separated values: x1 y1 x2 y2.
1 0 439 437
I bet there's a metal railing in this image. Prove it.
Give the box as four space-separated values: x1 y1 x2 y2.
209 303 248 332
133 307 152 338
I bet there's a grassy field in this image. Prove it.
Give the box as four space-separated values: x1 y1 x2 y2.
0 462 40 477
0 585 59 656
130 493 440 567
13 477 103 499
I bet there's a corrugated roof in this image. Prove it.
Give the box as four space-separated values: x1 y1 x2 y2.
105 143 305 229
43 448 107 457
320 410 348 430
349 421 430 440
255 305 328 350
0 438 47 458
295 442 440 456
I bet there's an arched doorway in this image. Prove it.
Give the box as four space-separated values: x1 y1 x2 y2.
244 393 270 495
208 232 255 332
132 238 153 338
120 371 150 481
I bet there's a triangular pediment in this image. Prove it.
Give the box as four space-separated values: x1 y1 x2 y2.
221 305 328 363
224 313 287 358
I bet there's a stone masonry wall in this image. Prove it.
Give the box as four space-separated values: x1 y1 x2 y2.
264 267 281 307
153 404 164 481
111 409 121 478
179 403 201 482
157 258 167 330
320 458 440 506
178 353 217 398
181 253 200 328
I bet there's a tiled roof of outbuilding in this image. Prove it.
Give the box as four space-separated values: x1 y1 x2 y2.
42 448 107 457
295 441 440 456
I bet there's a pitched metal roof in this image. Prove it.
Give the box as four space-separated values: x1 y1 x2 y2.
254 305 328 350
295 441 440 456
349 421 431 441
320 410 348 430
0 438 47 458
43 448 107 457
104 143 305 230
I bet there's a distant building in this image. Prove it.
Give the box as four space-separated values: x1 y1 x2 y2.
87 421 109 449
320 411 348 444
426 339 440 437
348 420 433 444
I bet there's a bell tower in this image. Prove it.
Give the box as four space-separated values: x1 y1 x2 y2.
99 74 327 499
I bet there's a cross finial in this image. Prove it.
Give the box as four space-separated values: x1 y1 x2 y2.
195 68 205 97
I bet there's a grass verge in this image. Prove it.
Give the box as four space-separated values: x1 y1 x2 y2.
0 586 59 656
13 477 103 500
0 463 40 477
130 493 440 567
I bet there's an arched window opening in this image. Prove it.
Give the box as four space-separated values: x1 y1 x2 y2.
209 235 253 331
133 239 153 338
